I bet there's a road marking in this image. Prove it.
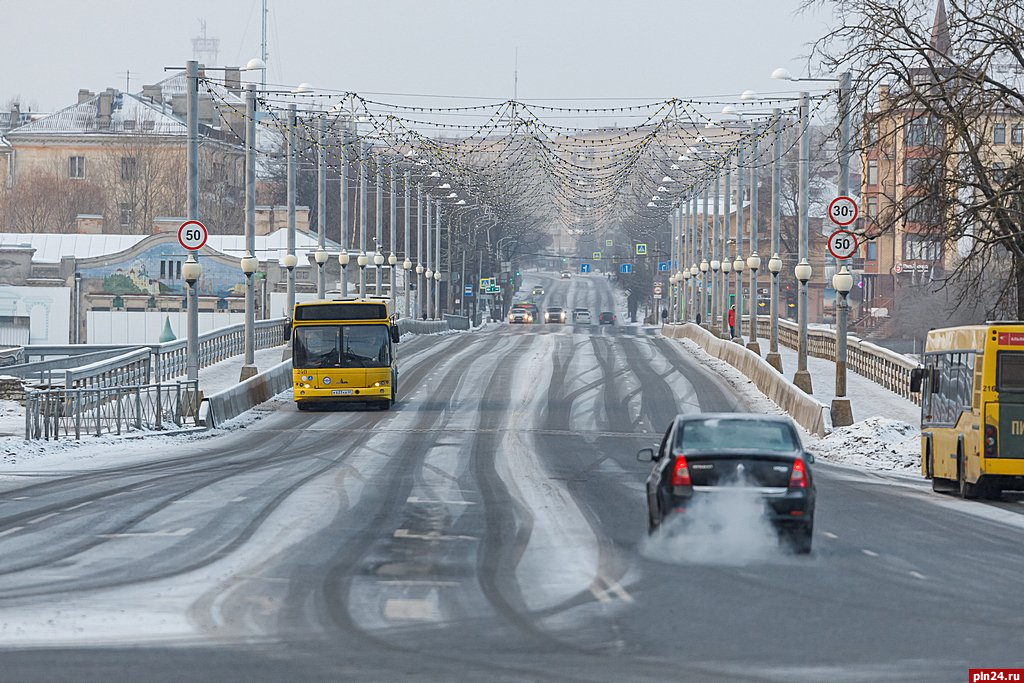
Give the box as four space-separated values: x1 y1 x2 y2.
603 577 635 604
823 531 838 539
12 496 28 501
909 571 926 580
406 496 476 506
393 528 477 542
98 527 194 539
63 501 92 511
861 549 879 557
27 512 58 525
131 484 156 491
0 526 24 538
384 598 437 621
231 496 247 502
377 579 460 587
588 584 612 603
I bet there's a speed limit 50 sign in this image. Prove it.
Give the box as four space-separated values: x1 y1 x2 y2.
828 196 858 226
827 229 858 260
177 220 209 251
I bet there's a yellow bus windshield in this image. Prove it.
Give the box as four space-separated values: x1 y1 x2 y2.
293 324 390 369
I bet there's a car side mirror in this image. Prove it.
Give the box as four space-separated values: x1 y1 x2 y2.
390 326 401 344
636 447 656 463
803 451 815 464
909 367 924 393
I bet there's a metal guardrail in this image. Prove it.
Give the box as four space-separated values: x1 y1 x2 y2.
443 314 470 331
152 318 288 383
64 347 152 390
754 316 920 404
24 381 200 440
0 347 140 385
396 318 450 336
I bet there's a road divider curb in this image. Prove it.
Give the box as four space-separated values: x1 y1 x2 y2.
199 359 293 428
396 319 450 336
663 323 827 436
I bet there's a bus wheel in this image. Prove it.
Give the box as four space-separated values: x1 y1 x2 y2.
958 453 980 499
297 402 310 412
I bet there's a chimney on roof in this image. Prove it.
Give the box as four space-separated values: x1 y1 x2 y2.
224 67 242 95
6 102 20 132
97 88 116 129
78 89 95 104
142 84 163 103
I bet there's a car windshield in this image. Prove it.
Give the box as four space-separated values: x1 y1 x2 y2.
511 308 526 314
676 418 798 453
293 324 390 369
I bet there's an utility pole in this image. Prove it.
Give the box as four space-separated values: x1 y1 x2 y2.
416 185 424 318
425 194 433 318
359 142 368 296
747 120 762 355
241 84 257 381
340 120 349 297
389 161 397 309
794 91 814 394
375 159 383 295
317 116 327 298
185 60 200 385
286 103 297 316
766 108 784 373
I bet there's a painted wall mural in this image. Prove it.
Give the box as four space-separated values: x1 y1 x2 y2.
78 243 251 299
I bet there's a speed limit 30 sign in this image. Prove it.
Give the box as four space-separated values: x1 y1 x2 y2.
178 220 209 251
827 229 858 260
828 196 858 226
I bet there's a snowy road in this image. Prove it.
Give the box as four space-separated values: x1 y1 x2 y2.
0 274 1023 682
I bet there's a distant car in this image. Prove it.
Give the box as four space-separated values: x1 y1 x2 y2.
508 307 533 324
599 311 615 325
544 307 566 323
574 309 592 324
531 286 545 296
638 413 815 553
560 271 572 279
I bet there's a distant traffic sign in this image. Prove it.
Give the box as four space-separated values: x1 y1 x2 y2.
464 284 474 297
580 263 591 273
177 220 208 251
479 277 493 290
635 243 648 255
605 239 613 247
827 229 858 260
828 196 858 226
658 262 668 272
620 263 633 274
593 251 602 260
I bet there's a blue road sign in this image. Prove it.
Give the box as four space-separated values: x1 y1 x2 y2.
580 263 591 273
635 243 648 255
658 262 668 271
620 263 633 274
464 284 474 297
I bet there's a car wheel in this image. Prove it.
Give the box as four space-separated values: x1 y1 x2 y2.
297 402 310 411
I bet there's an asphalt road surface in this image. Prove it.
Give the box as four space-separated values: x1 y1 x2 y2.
1 273 1022 682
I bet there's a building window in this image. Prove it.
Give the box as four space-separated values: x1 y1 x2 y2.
120 156 137 181
866 195 879 219
906 117 943 147
867 160 879 186
69 156 85 179
176 261 182 280
160 260 166 279
865 122 879 147
1013 125 1023 146
993 162 1006 184
904 157 936 186
904 234 941 261
122 120 136 131
866 241 878 260
994 123 1006 145
119 203 134 227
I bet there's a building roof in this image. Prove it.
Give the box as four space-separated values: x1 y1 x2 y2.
0 229 337 264
930 0 951 58
7 91 186 137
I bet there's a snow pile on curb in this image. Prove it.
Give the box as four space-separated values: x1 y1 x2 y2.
812 416 920 471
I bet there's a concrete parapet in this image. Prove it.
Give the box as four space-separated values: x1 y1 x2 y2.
396 319 449 336
199 359 293 428
663 323 827 437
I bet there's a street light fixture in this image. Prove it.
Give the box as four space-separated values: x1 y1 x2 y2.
240 252 258 377
766 252 784 371
182 253 202 384
831 266 855 427
746 252 761 352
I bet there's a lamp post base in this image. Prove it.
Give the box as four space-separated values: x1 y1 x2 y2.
765 351 783 372
746 340 762 355
239 364 259 382
793 369 813 394
830 398 854 427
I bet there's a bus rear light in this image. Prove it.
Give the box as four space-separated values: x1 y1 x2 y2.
671 454 691 487
985 424 998 457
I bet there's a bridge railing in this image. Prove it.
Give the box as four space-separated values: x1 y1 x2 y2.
24 380 201 440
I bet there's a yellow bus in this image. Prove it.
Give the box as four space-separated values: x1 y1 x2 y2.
290 298 400 411
911 323 1024 498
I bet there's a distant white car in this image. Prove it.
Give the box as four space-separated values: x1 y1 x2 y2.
560 271 572 279
574 310 592 324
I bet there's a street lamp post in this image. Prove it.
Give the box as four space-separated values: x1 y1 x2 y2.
357 251 369 298
317 116 327 299
746 252 761 351
314 247 328 295
793 91 813 394
831 266 855 426
338 250 350 297
240 252 259 380
182 253 202 385
767 252 783 371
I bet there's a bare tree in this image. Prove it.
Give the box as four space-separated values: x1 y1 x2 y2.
99 133 184 234
0 160 105 232
807 0 1024 317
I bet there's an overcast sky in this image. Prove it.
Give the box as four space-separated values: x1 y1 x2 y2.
1 0 835 113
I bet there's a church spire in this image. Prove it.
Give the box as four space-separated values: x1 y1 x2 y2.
929 0 951 57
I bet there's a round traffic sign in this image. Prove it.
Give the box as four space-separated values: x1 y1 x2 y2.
893 262 904 274
828 196 858 226
178 220 208 251
827 229 858 260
